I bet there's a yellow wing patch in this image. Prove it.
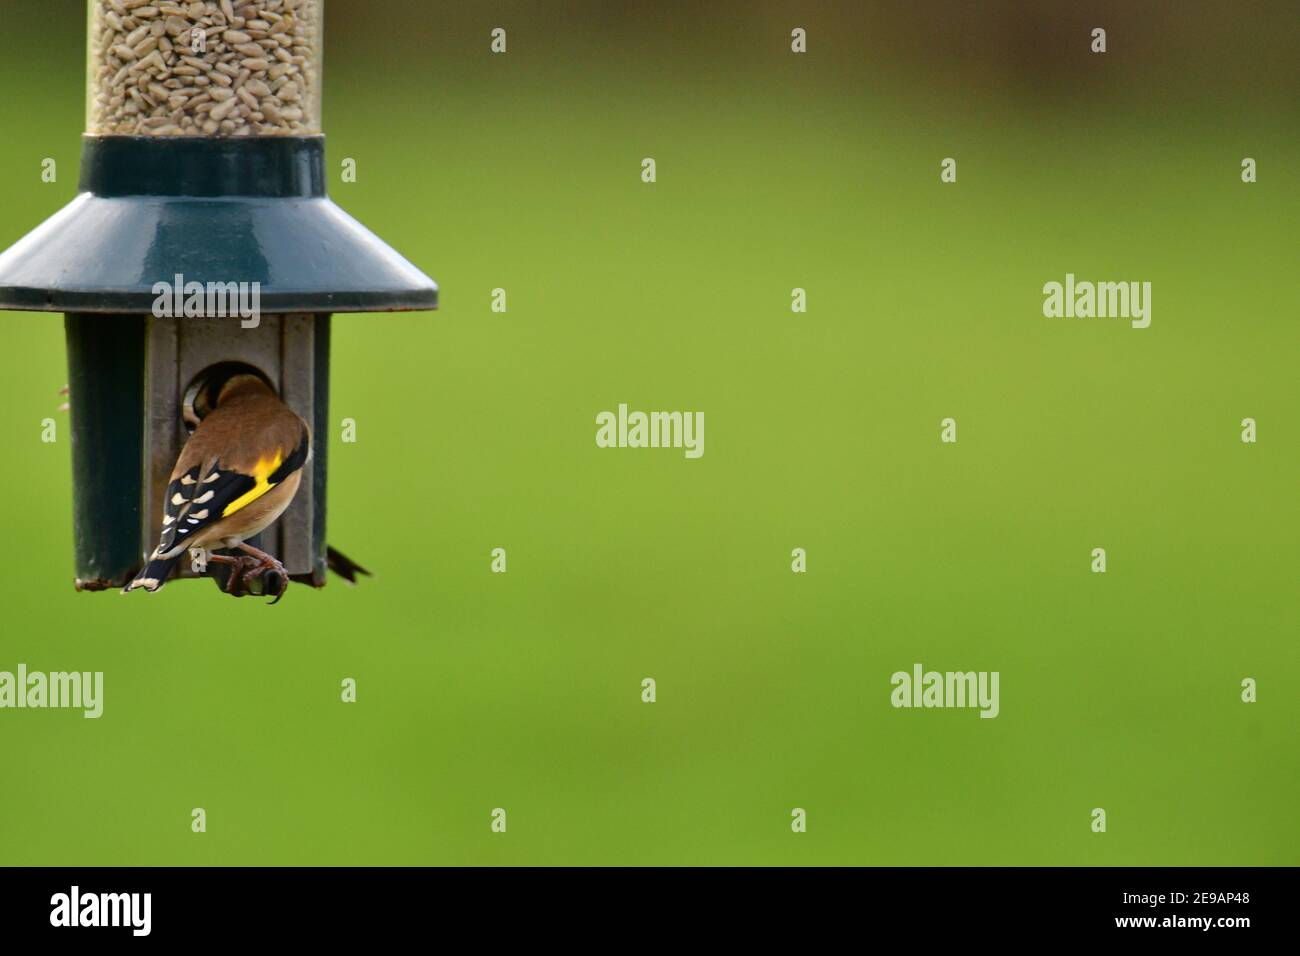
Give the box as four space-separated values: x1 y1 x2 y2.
222 451 284 518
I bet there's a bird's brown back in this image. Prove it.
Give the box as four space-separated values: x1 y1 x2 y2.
172 389 307 480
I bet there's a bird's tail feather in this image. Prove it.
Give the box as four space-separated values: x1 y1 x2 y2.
326 545 372 585
123 553 183 593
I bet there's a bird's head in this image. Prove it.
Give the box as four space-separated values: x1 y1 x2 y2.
183 365 276 429
216 373 275 405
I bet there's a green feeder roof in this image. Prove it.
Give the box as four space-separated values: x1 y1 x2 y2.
0 136 438 315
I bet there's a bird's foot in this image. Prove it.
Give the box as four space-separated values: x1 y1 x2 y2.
235 543 290 605
240 558 288 604
207 551 288 603
207 553 261 596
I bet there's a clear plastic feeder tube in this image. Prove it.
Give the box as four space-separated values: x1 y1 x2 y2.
87 0 322 136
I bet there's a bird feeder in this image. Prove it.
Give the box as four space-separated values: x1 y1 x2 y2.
0 0 437 591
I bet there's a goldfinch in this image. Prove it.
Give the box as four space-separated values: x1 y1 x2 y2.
125 373 310 602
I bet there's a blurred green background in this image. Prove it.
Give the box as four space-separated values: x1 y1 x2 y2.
0 1 1296 865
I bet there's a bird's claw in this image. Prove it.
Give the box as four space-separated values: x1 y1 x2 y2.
250 564 288 605
218 554 289 603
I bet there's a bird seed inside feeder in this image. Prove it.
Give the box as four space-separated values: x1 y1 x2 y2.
87 0 321 137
